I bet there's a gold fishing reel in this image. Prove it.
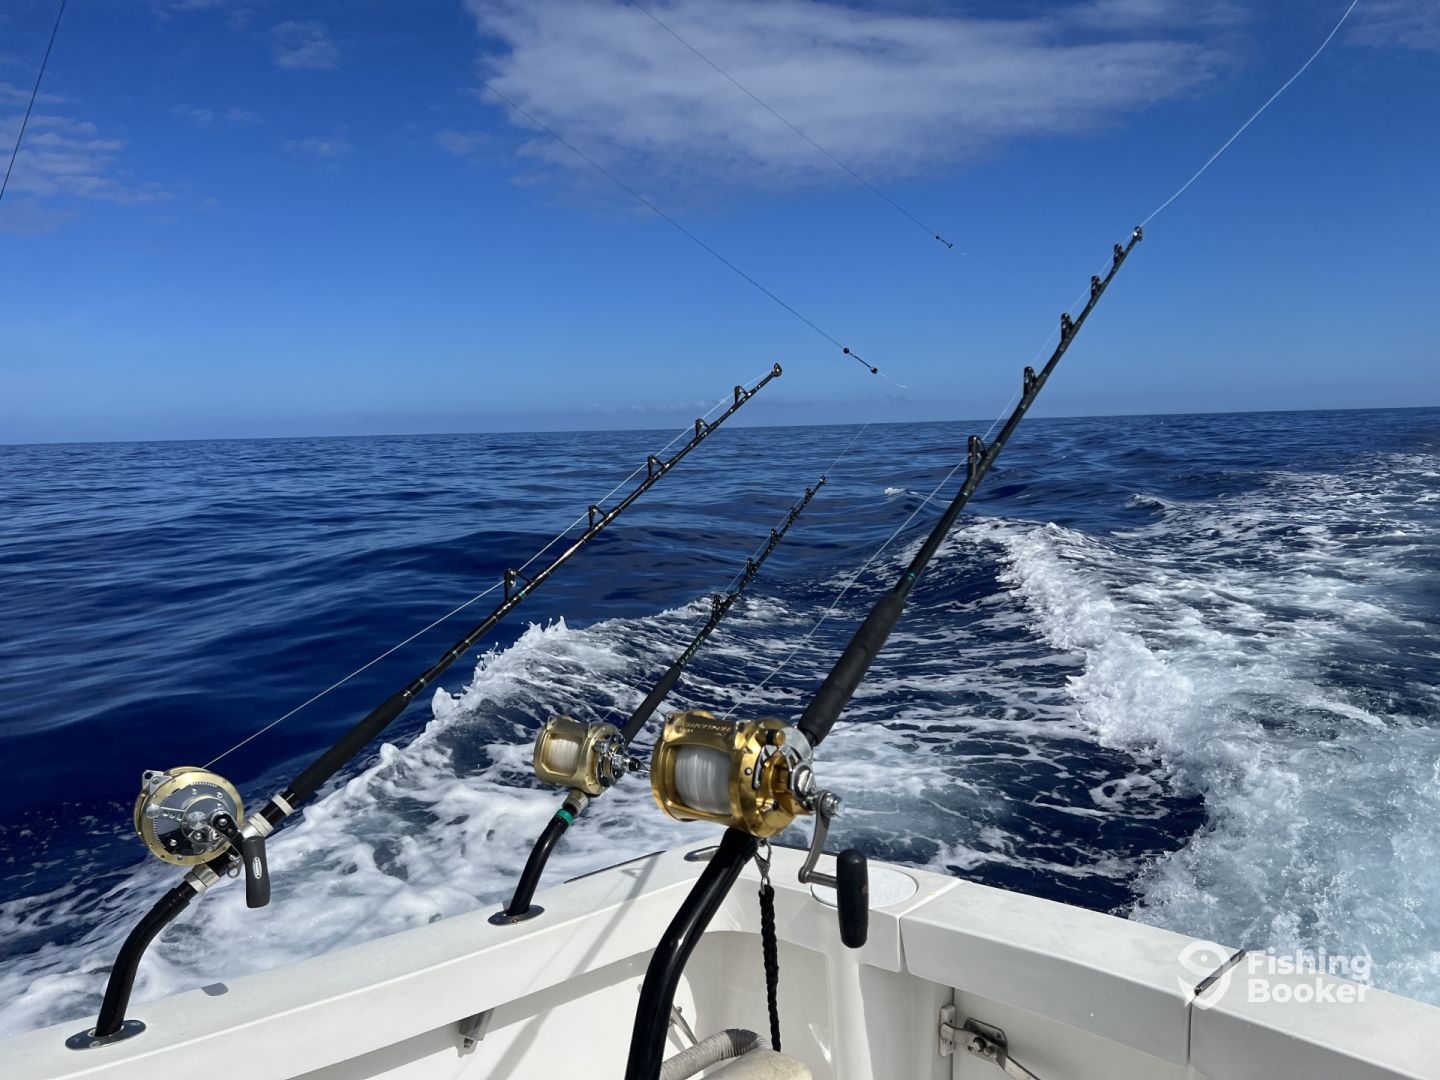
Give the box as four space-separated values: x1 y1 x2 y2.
651 709 870 948
533 716 642 796
649 711 817 838
133 767 244 866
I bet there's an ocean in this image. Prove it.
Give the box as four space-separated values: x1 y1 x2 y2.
1 406 1437 1036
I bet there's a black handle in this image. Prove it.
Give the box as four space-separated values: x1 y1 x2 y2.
836 849 868 949
241 833 270 908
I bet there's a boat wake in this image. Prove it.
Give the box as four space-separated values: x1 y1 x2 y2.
1 422 1435 1037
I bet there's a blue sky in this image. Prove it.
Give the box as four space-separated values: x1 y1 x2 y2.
0 0 1435 443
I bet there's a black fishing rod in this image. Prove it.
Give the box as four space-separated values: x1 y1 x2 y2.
500 475 825 921
70 366 781 1050
623 230 1143 1079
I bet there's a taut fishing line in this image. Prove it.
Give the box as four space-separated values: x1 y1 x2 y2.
481 81 898 385
203 372 771 770
1 0 67 206
170 0 1367 804
724 0 1362 717
625 0 957 251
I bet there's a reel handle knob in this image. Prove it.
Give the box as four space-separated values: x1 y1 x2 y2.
211 812 271 909
835 849 868 949
241 833 270 909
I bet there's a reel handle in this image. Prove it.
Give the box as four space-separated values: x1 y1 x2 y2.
240 833 270 908
211 813 271 909
835 849 869 948
796 791 868 950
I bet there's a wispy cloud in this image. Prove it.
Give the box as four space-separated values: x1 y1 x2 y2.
286 133 352 157
465 0 1232 188
225 106 263 125
1349 0 1440 52
271 20 340 71
153 0 229 11
436 129 491 158
0 93 171 208
170 103 214 128
1065 0 1248 31
0 81 62 108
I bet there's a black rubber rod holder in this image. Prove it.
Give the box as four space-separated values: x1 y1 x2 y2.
504 811 571 917
625 828 757 1080
796 229 1141 749
91 882 195 1039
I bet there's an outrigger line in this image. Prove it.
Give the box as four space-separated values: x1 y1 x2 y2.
482 82 887 382
74 366 781 1049
624 227 1143 1079
1 0 68 206
626 0 956 251
501 474 826 922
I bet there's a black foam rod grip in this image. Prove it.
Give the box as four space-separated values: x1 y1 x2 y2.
836 849 869 949
242 833 271 908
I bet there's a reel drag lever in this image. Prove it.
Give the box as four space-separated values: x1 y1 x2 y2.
793 774 869 949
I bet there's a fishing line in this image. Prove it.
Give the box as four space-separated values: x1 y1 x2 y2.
1143 0 1360 226
590 422 872 734
720 447 968 719
625 0 956 251
204 376 764 770
482 81 893 384
1 0 67 205
724 2 1363 718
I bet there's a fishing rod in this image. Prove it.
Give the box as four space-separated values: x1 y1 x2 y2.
499 475 825 922
618 228 1143 1079
68 366 781 1051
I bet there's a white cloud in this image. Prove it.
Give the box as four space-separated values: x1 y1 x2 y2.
170 103 214 127
286 134 353 157
1065 0 1248 31
0 103 170 205
1349 0 1440 52
465 0 1231 187
272 20 340 71
0 80 62 107
225 106 263 124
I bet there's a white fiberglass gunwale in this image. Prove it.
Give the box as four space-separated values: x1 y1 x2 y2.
5 844 1435 1080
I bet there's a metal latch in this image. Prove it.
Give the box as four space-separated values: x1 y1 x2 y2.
458 1007 494 1052
939 1008 1043 1080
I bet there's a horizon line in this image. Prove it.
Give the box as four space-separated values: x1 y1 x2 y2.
2 401 1437 450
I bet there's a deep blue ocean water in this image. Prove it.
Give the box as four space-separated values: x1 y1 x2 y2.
1 407 1437 1034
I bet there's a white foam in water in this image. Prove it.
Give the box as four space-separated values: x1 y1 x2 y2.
2 449 1437 1037
988 451 1440 1003
0 611 722 1038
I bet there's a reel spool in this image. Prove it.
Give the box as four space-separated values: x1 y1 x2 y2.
650 711 813 837
651 709 869 947
133 768 243 866
532 716 641 796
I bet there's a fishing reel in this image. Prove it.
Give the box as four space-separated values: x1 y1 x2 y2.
651 710 869 947
133 768 272 908
532 717 642 796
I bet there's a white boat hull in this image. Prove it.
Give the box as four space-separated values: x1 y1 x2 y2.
6 844 1435 1079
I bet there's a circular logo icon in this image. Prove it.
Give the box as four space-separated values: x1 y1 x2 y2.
1178 940 1237 1010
